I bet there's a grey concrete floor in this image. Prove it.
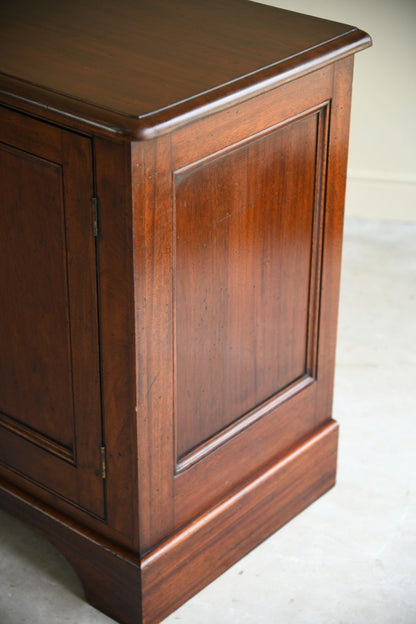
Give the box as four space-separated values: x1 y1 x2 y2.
0 218 415 624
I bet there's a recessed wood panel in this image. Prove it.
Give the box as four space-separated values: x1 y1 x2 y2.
0 146 74 449
174 113 320 460
0 109 104 517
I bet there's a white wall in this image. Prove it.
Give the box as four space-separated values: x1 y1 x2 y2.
255 0 416 221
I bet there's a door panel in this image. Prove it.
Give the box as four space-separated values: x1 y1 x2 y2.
0 147 74 446
0 108 104 518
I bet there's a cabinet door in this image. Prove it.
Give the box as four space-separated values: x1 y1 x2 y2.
0 108 104 518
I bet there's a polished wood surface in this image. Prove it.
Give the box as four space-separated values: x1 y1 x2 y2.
141 421 338 624
0 108 104 518
0 128 140 550
131 59 354 550
0 0 371 137
175 113 320 458
0 3 371 623
0 480 143 624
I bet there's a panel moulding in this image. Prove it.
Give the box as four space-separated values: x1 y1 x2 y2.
172 103 331 473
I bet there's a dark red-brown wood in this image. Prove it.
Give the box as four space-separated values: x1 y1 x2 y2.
131 60 355 551
141 421 338 624
0 2 371 623
0 108 105 518
174 113 321 459
0 0 370 138
0 481 143 624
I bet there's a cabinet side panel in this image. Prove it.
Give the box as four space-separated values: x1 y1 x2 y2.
132 62 355 551
174 114 318 459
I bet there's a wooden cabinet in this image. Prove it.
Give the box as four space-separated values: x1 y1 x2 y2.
0 2 371 623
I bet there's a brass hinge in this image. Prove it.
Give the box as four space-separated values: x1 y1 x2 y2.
92 196 99 237
100 445 107 480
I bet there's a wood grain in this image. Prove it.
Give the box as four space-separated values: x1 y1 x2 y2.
133 71 339 546
141 421 339 623
0 480 142 624
0 0 371 138
0 3 371 623
0 109 104 518
93 137 140 549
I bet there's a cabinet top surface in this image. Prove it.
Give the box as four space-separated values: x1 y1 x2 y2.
0 0 371 139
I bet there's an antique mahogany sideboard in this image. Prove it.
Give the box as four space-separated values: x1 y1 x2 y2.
0 2 371 622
